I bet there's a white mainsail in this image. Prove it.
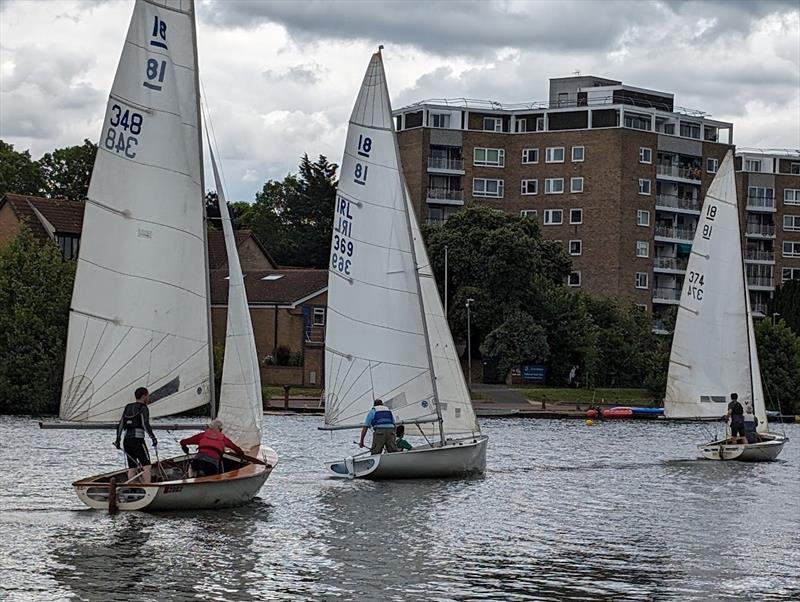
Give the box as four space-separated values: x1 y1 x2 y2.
323 52 440 431
664 151 766 427
60 0 211 421
210 149 264 450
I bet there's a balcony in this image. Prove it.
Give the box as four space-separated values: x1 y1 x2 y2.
745 223 776 239
653 287 681 304
751 302 769 317
427 156 465 175
656 164 702 181
655 225 696 243
655 194 701 214
426 188 464 206
747 276 774 290
744 250 775 264
654 256 688 273
745 196 777 212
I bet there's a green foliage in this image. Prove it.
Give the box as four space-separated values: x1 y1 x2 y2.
772 280 800 336
0 140 44 196
239 154 338 267
480 311 549 381
38 139 97 200
0 227 75 414
755 319 800 414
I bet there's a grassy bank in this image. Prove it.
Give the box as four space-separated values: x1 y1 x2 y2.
513 387 656 405
263 386 322 400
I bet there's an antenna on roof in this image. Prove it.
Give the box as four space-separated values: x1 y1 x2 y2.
573 69 581 76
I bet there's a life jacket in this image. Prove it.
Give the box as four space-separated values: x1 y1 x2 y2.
121 402 146 438
729 400 744 416
194 430 228 461
371 407 395 429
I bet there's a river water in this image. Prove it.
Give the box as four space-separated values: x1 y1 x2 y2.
0 415 798 601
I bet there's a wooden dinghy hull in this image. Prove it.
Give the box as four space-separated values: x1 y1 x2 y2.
73 448 278 511
698 433 787 462
326 435 488 479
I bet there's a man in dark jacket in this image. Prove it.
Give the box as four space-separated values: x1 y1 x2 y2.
726 392 746 444
114 387 157 482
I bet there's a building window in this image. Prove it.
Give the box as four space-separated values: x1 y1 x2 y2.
783 241 800 257
474 147 505 167
637 209 650 227
483 117 502 132
570 177 584 193
522 148 539 164
515 119 527 133
748 186 774 199
639 178 651 195
521 179 538 195
544 209 563 225
706 158 719 173
56 234 80 260
569 240 582 256
636 303 648 311
313 307 325 326
570 208 583 224
680 122 701 139
786 189 800 205
473 178 504 198
545 178 564 194
744 159 762 172
571 146 585 162
783 267 800 282
520 209 538 219
568 271 581 287
635 272 649 288
429 113 450 128
639 147 652 164
783 215 800 232
792 163 800 175
536 117 545 131
545 147 565 163
636 241 649 258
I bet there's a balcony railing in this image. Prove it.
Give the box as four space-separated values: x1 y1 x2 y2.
745 196 776 210
656 164 702 180
751 302 769 315
747 276 774 288
654 256 688 271
655 225 696 241
745 223 776 237
426 188 464 202
653 287 681 301
655 194 701 212
745 250 775 262
428 156 464 171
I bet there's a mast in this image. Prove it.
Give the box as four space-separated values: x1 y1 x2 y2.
190 0 216 418
380 47 445 446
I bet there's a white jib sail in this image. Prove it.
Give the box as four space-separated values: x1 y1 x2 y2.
665 152 755 420
406 188 479 436
323 51 439 430
60 0 211 421
210 148 263 451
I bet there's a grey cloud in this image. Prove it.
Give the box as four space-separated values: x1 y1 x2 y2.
262 63 323 85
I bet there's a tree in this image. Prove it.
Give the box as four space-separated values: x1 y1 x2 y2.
204 192 250 230
755 318 800 415
0 140 44 196
38 139 97 200
480 311 549 382
772 280 800 336
0 227 75 414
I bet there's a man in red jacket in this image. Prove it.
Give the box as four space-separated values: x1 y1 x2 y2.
180 419 245 477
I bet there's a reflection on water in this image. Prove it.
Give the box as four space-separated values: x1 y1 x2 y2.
0 415 798 601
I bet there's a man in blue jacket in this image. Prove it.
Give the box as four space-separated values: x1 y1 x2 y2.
359 399 399 454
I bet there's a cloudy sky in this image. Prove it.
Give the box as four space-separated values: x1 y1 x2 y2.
1 0 798 201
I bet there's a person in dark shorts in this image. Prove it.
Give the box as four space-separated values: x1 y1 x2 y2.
114 387 157 482
725 392 746 444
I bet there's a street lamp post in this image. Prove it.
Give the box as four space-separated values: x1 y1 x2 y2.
466 298 474 390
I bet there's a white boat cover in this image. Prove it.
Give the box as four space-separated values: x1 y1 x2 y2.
665 152 768 430
60 0 211 421
323 52 439 430
210 148 264 450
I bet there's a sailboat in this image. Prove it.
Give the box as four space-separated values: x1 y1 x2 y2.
664 151 787 461
321 49 488 479
55 0 276 510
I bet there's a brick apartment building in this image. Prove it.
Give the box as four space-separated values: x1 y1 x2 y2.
393 75 799 327
0 193 328 387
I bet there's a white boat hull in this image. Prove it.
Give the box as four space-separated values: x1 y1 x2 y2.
698 433 787 462
326 435 488 479
73 448 278 511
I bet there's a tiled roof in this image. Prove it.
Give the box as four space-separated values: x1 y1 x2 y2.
2 193 84 242
207 229 254 269
210 269 328 306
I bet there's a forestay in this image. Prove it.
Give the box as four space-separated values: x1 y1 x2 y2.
665 152 767 428
323 52 439 430
60 0 210 421
210 149 263 450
